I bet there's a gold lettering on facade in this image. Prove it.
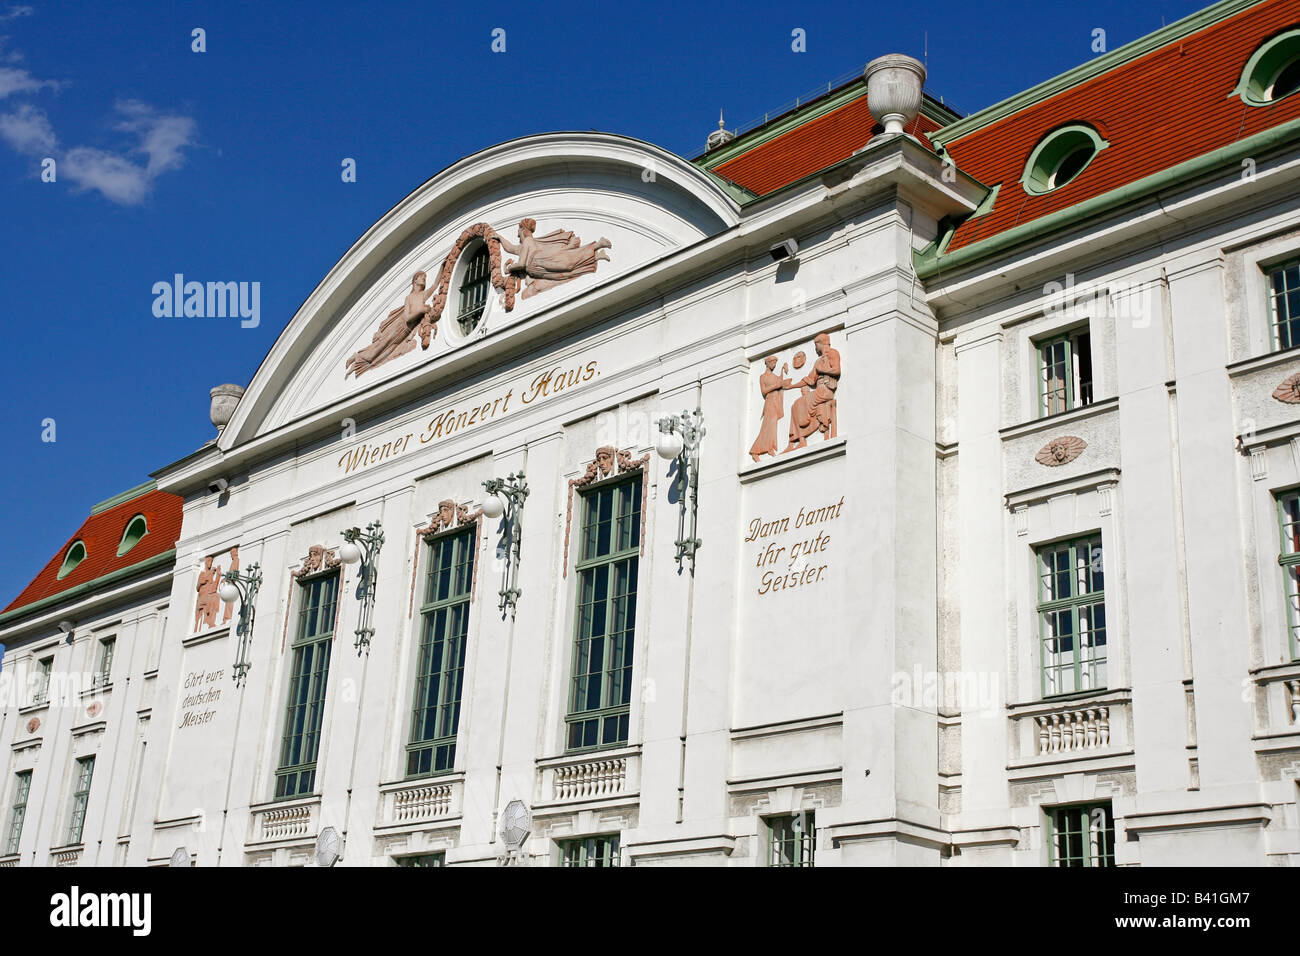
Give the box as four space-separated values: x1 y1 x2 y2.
748 496 845 596
336 359 601 475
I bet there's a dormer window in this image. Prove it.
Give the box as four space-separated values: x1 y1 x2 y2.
56 540 86 580
117 514 148 556
1237 29 1300 106
455 243 491 336
1022 125 1107 195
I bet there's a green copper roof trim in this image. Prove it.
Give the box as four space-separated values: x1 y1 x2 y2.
915 114 1300 280
919 182 1000 262
695 77 958 170
0 549 176 627
699 166 759 203
90 479 157 515
930 0 1263 147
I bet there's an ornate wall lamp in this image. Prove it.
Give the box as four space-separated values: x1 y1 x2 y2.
339 520 384 653
218 563 263 686
656 408 706 574
481 472 529 618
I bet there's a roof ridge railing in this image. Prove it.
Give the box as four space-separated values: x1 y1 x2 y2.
723 67 865 142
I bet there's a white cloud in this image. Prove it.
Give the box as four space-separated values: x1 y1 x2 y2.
0 64 55 98
0 16 196 205
0 101 52 152
57 101 197 204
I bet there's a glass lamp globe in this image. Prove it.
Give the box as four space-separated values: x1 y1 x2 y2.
656 428 684 460
481 493 507 519
339 541 362 565
218 582 240 604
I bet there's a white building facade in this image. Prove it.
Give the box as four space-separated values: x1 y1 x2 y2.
3 0 1300 867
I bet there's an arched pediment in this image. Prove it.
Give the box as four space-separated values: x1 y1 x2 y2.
221 133 740 447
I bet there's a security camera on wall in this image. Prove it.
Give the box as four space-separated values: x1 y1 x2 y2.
208 477 229 495
769 238 799 261
57 621 75 644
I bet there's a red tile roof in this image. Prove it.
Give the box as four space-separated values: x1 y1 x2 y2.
942 0 1300 253
711 94 945 197
3 487 182 615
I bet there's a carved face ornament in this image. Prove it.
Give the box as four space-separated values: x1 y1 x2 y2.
1035 435 1087 467
1272 372 1300 404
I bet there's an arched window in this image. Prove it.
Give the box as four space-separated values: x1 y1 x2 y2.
1237 28 1300 106
455 244 491 336
117 514 148 556
1021 124 1108 195
57 540 87 580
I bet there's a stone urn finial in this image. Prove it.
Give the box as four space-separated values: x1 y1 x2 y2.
209 384 245 432
864 53 926 138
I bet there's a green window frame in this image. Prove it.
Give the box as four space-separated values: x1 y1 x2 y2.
767 811 815 867
117 514 148 556
395 852 445 867
32 656 52 705
566 477 642 753
558 834 621 867
406 528 475 778
274 572 339 800
67 755 95 845
1275 489 1300 660
1047 802 1115 867
5 771 31 856
456 244 491 335
1021 124 1107 195
1236 29 1300 106
56 540 86 580
94 636 115 688
1036 535 1107 698
1268 260 1300 352
1037 327 1093 417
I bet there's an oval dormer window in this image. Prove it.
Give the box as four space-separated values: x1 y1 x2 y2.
57 540 87 580
117 514 148 556
1238 29 1300 105
1021 124 1108 195
455 242 491 337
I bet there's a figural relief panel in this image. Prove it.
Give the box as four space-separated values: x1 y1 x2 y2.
748 331 843 463
193 546 239 633
344 218 612 379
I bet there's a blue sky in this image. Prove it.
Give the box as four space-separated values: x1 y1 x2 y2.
0 0 1205 598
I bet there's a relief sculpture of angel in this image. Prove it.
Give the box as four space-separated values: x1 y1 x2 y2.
496 217 612 299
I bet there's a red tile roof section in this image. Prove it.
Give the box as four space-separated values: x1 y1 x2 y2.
943 0 1300 253
712 93 945 196
3 488 182 613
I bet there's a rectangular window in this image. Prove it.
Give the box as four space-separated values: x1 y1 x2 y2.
1047 802 1115 867
95 636 115 688
767 812 816 867
32 656 52 705
407 529 475 778
4 771 31 856
567 477 641 752
67 756 95 845
1276 490 1300 660
395 852 445 867
1269 260 1300 351
558 834 620 867
1037 535 1107 697
1038 328 1093 417
274 573 339 800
